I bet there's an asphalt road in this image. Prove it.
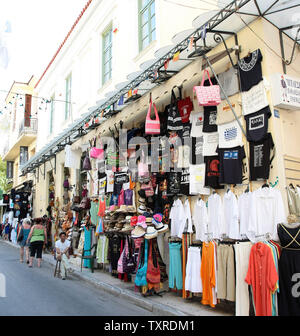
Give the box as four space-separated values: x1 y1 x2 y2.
0 240 153 316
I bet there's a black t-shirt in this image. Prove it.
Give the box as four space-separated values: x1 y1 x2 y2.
191 136 204 165
204 156 224 189
113 172 129 195
250 133 274 181
238 49 263 92
244 106 271 142
167 169 182 196
180 168 190 196
181 122 191 139
217 146 246 185
203 106 218 133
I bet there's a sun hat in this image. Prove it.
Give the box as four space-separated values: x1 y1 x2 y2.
137 215 147 229
116 205 128 213
152 213 169 233
130 216 138 226
145 226 158 239
131 225 146 238
121 223 134 233
138 204 147 214
126 205 137 213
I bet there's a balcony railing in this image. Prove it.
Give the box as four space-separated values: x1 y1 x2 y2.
18 118 38 138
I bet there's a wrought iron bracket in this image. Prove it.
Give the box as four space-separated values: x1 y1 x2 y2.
209 30 240 68
280 24 300 74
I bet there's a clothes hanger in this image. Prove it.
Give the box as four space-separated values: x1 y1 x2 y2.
289 183 295 189
262 180 269 188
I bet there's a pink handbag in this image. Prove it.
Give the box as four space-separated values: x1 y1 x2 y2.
145 100 160 135
193 70 221 106
90 147 104 159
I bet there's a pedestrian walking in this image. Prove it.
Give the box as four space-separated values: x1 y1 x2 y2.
17 218 32 263
55 232 73 280
26 218 47 268
4 218 10 240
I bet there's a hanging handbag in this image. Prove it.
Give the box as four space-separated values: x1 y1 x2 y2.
117 242 126 274
135 240 149 287
193 69 221 106
140 180 154 197
17 227 23 243
146 240 161 285
63 179 69 189
145 99 160 135
123 237 136 274
89 138 104 159
82 151 92 171
177 86 193 123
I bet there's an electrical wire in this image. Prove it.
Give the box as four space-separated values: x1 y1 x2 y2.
235 11 300 75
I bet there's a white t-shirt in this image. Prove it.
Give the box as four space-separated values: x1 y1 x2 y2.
222 190 240 239
65 145 81 169
189 164 210 195
203 132 219 156
190 111 204 137
192 199 209 241
248 187 286 241
242 81 268 116
55 239 71 252
105 170 114 193
218 67 239 99
238 191 255 241
208 193 224 240
218 118 244 149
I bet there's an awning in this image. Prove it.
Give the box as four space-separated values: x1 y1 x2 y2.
21 0 300 174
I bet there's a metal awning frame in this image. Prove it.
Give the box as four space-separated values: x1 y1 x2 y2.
21 0 299 174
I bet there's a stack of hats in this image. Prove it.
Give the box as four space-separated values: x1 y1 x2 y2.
120 216 134 233
131 213 169 239
131 215 147 238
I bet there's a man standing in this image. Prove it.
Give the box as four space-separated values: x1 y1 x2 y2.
55 232 73 280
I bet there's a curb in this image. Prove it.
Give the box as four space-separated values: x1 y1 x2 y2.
1 239 189 316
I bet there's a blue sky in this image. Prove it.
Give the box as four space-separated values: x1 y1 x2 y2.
0 0 88 107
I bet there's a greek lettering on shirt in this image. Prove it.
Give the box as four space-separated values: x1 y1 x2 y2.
254 144 264 167
249 114 265 131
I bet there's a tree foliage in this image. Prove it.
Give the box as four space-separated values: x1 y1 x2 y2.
0 156 9 194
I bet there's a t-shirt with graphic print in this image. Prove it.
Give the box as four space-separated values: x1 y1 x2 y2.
238 49 263 92
218 118 243 149
190 111 204 137
244 106 271 142
249 133 274 181
203 106 218 133
217 146 246 185
204 156 224 189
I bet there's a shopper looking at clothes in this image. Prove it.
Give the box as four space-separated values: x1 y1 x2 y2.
26 218 47 268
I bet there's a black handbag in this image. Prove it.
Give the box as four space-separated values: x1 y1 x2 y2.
123 237 136 274
17 227 24 243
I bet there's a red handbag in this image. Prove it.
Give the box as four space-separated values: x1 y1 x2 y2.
146 240 161 285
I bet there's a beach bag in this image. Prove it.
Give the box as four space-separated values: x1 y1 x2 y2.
145 99 160 135
123 237 136 274
82 151 91 171
89 138 104 159
135 240 149 287
146 240 161 285
117 243 126 274
194 69 221 106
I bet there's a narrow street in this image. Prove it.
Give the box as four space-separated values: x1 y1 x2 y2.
0 240 153 316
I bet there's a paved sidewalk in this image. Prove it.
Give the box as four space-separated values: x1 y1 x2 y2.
2 239 234 316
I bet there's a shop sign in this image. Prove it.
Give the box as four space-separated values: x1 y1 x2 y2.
270 73 300 110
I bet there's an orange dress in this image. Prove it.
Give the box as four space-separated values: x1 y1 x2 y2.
201 242 216 308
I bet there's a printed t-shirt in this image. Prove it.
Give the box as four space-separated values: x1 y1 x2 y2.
203 132 219 156
218 66 239 99
203 106 218 133
204 156 224 189
249 133 274 181
218 118 243 149
238 49 263 92
190 111 204 137
244 106 271 142
217 146 246 185
180 168 190 196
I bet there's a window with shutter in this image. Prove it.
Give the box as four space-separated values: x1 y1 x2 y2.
6 161 14 179
20 146 28 166
138 0 156 52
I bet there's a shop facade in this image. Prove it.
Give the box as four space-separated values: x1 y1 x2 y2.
21 0 300 316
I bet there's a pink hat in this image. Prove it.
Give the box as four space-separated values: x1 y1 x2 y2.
137 215 147 229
